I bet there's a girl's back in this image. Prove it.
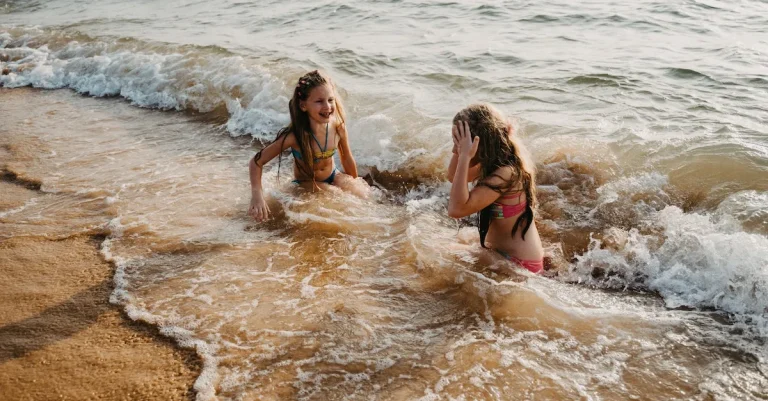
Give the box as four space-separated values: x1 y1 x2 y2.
447 104 545 273
485 183 544 262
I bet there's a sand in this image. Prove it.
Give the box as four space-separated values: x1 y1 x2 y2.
0 91 201 401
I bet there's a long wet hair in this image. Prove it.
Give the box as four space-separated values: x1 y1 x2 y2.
453 103 537 247
253 70 347 180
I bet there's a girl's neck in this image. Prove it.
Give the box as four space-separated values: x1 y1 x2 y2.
308 119 327 136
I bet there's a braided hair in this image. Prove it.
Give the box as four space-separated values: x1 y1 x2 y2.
254 70 347 180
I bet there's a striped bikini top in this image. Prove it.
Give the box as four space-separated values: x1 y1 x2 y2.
490 189 527 219
291 123 336 162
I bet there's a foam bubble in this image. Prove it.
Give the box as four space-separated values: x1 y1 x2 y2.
568 206 768 335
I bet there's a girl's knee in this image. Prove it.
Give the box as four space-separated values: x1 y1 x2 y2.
333 173 369 197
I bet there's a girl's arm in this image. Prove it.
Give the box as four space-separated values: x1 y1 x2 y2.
447 152 481 183
249 133 295 221
447 121 502 218
447 124 481 183
336 123 358 178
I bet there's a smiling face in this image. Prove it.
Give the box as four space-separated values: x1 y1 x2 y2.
300 84 335 124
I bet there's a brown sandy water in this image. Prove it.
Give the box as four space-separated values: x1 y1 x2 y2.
1 88 765 400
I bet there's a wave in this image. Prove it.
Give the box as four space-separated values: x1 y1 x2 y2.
1 28 289 140
747 76 768 87
717 190 768 236
665 67 717 82
519 14 559 23
1 1 43 15
0 28 426 173
648 5 694 20
566 74 625 87
313 46 398 78
400 145 768 338
471 4 508 19
564 205 768 336
4 27 768 340
528 151 768 336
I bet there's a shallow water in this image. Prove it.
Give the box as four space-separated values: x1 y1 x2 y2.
2 0 768 399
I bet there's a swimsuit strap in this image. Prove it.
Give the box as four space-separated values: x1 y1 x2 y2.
310 123 330 153
293 125 334 162
497 191 524 205
490 200 528 220
498 188 524 199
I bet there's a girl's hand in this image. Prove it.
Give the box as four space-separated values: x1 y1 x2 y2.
248 192 270 222
451 124 459 154
453 121 479 158
336 121 347 137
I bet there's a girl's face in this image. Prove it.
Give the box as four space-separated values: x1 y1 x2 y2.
300 84 335 124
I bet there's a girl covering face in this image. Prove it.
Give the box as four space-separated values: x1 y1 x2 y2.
447 104 545 273
248 70 367 222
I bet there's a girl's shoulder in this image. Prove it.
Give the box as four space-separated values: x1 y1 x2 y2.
481 165 520 188
488 165 517 180
277 129 298 146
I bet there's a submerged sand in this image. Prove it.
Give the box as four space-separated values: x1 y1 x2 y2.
0 89 201 401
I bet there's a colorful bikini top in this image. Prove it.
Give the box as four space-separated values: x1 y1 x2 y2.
291 123 336 162
490 190 527 219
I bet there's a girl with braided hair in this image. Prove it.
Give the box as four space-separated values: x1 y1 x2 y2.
248 70 366 221
447 104 544 273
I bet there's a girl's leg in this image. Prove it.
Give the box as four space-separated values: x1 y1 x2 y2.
331 172 370 198
296 180 332 192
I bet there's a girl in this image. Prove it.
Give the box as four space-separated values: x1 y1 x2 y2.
248 70 364 221
447 104 545 273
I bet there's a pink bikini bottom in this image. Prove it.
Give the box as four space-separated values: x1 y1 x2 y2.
496 250 544 274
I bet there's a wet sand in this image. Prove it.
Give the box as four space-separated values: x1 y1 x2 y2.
0 90 201 400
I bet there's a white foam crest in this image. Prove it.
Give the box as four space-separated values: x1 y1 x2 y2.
347 113 425 171
225 82 290 140
1 29 436 174
272 187 398 230
402 213 576 326
716 190 768 232
594 172 669 204
588 172 671 219
0 30 289 137
103 247 222 400
283 207 393 227
124 302 222 401
569 206 768 335
95 210 226 400
403 183 451 215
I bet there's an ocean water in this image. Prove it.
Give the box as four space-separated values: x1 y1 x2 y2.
1 0 767 399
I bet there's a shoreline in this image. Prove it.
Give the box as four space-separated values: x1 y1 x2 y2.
0 89 202 400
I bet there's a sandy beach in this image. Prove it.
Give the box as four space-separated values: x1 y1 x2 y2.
0 89 201 401
2 0 768 394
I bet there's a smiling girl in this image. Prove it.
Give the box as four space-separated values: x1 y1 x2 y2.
248 70 366 221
